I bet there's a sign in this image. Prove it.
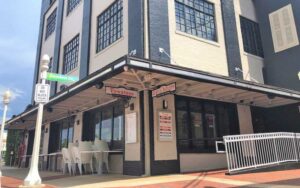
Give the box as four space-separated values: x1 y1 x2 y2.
158 112 173 141
34 84 50 103
46 73 79 83
125 112 137 143
105 86 138 98
152 83 176 98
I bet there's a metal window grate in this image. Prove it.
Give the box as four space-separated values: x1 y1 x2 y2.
96 0 123 53
175 0 217 41
63 34 80 74
45 8 57 40
67 0 81 15
240 16 264 57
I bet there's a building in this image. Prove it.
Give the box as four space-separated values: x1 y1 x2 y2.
6 0 300 176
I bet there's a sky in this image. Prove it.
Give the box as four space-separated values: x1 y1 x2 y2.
0 0 41 119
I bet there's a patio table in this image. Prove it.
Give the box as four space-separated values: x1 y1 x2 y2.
80 150 123 175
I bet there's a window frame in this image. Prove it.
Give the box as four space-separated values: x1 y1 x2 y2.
96 0 123 53
175 95 240 153
83 102 125 150
175 0 218 42
62 34 80 74
45 8 57 40
240 16 264 58
66 0 82 16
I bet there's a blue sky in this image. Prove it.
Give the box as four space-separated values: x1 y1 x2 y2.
0 1 41 119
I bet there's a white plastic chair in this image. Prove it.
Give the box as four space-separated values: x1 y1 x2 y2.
93 140 110 173
61 148 73 175
72 146 93 175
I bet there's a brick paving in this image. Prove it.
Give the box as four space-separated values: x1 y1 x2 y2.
189 169 300 187
3 168 300 187
1 176 55 188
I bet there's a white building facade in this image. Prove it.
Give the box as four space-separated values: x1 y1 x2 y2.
6 0 300 175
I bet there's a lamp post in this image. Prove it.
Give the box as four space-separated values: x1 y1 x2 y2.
24 54 50 186
0 90 11 177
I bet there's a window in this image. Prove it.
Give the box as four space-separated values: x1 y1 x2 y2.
48 117 75 152
175 0 217 41
240 16 264 57
63 34 80 74
176 96 239 153
67 0 81 15
96 0 123 52
45 8 57 40
83 103 124 150
269 4 299 53
60 117 74 149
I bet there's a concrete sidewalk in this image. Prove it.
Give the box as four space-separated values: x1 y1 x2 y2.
3 167 300 187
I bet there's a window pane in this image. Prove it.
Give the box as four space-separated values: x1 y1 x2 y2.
189 101 204 148
176 100 190 149
175 0 216 41
113 108 123 141
60 125 68 148
101 109 113 143
217 104 230 137
95 112 101 140
68 126 74 143
112 107 124 150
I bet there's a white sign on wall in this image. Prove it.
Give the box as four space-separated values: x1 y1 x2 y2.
158 112 173 141
125 112 137 144
34 84 50 103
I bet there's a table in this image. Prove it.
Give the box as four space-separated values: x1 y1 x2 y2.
80 150 123 175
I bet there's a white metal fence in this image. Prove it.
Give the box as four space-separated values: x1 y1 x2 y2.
221 132 300 174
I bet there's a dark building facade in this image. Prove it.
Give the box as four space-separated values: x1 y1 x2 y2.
254 0 300 91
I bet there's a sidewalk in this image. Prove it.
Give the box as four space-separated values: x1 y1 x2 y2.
1 176 55 188
2 167 300 188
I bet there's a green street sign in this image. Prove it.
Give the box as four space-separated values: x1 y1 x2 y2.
46 73 79 83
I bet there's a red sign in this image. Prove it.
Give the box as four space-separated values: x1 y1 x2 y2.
105 86 138 98
152 83 176 97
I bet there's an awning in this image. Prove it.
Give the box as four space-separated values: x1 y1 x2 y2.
6 56 300 130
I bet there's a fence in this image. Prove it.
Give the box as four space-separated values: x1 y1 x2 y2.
221 132 300 174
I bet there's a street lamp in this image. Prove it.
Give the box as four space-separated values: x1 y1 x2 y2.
24 54 50 186
0 90 11 177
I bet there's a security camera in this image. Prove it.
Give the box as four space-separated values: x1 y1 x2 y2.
159 48 165 53
235 67 242 72
129 49 137 56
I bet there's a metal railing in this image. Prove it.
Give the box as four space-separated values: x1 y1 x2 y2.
220 132 300 174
